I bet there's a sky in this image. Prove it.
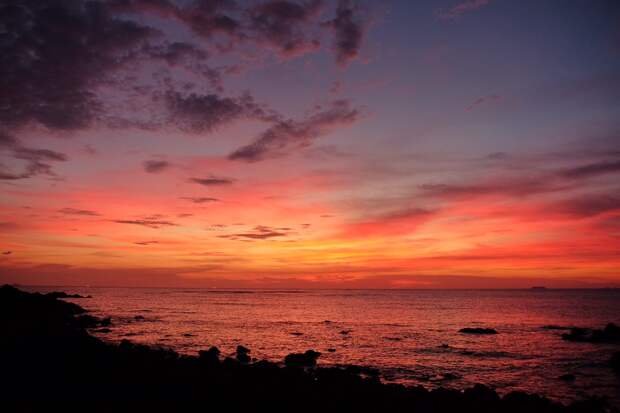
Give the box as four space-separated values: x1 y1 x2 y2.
1 0 619 288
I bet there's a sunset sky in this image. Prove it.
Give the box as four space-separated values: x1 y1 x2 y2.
1 0 619 288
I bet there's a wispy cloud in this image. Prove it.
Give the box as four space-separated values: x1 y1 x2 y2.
112 219 178 229
465 94 502 111
323 0 365 67
436 0 492 20
560 160 620 180
180 197 220 203
143 160 171 174
58 208 100 216
189 176 235 186
134 240 159 245
219 225 292 240
229 100 359 162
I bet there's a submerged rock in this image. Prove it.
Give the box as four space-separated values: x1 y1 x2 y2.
541 325 572 330
284 350 321 368
459 327 498 335
558 374 576 382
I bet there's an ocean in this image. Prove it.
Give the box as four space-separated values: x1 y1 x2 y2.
26 287 620 406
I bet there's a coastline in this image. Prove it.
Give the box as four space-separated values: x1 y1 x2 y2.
1 284 617 412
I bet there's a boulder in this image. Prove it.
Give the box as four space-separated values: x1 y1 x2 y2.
236 345 251 363
198 346 220 364
284 350 321 368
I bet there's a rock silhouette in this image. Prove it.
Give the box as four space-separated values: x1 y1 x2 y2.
459 327 498 335
612 352 620 374
559 374 576 382
236 345 251 363
284 350 321 368
562 324 620 343
0 285 616 412
45 291 91 299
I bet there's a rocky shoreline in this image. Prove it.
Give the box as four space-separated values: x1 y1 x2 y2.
0 284 617 412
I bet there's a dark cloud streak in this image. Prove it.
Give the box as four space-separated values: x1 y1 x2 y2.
229 100 359 162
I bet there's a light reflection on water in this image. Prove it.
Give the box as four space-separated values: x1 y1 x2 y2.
30 287 620 406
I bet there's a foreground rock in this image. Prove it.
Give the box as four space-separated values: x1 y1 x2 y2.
562 324 620 343
0 285 616 412
459 327 498 335
284 350 321 368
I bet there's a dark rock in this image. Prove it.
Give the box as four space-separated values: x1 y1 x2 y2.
45 291 90 299
290 332 303 336
611 352 620 374
1 284 617 413
339 330 351 335
93 328 112 333
236 345 251 363
541 325 572 330
327 348 336 352
562 323 620 343
284 350 321 368
442 373 460 380
134 315 145 320
459 327 498 335
558 374 576 382
198 346 220 364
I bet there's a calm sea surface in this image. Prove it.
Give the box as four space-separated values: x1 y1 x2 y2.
27 287 620 406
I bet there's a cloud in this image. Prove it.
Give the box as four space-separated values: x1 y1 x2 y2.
248 0 323 56
112 219 178 228
0 0 157 132
560 160 620 180
1 0 369 159
143 160 170 173
465 94 502 111
58 208 100 216
418 179 563 199
189 176 234 186
343 207 436 237
165 91 270 134
436 0 492 20
323 0 364 67
229 100 359 162
219 225 291 240
180 197 220 203
552 194 620 218
0 136 69 180
134 240 159 245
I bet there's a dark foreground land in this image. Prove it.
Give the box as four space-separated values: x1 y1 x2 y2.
0 285 617 413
